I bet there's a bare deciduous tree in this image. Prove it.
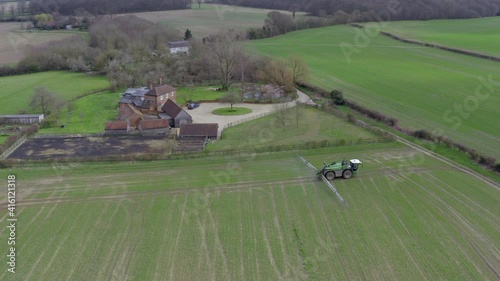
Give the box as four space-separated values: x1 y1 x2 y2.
289 55 309 83
273 99 290 129
30 87 62 115
203 29 243 91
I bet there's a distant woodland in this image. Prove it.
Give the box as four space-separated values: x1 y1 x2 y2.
222 0 500 20
27 0 500 20
28 0 191 15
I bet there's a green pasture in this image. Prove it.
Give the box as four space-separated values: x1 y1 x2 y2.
0 143 498 280
0 71 110 114
0 22 79 65
248 25 500 158
368 17 500 57
129 3 306 37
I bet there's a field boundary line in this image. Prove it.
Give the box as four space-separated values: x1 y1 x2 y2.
380 131 499 190
378 31 500 63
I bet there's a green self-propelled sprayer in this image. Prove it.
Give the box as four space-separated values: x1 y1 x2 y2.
318 159 363 180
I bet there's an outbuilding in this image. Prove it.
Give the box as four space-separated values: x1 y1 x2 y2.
0 114 45 125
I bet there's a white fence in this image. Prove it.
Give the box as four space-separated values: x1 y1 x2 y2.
0 135 27 160
222 111 276 130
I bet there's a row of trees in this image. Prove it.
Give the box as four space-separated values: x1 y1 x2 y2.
17 15 309 94
222 0 500 21
29 0 191 16
0 0 28 20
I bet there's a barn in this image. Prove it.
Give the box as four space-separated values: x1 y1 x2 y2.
179 123 219 140
104 121 130 135
138 119 170 136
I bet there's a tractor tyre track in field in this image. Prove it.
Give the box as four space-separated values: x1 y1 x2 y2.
249 189 262 281
196 210 216 280
153 195 178 281
167 195 188 281
48 202 111 278
385 130 499 190
312 182 352 280
401 174 500 279
269 185 293 277
364 178 430 280
206 199 232 280
279 185 308 280
237 192 246 280
66 202 122 280
24 203 84 280
8 177 316 207
422 172 500 230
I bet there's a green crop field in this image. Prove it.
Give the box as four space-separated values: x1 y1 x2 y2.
0 142 498 280
247 25 500 159
128 3 305 37
367 17 500 57
0 71 110 114
38 90 119 134
0 135 8 144
0 22 80 65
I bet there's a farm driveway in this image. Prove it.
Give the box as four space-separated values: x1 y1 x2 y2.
188 89 314 135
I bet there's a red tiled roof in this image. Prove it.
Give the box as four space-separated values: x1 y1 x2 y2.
162 99 183 118
118 104 143 120
180 123 218 137
139 119 170 130
105 121 128 130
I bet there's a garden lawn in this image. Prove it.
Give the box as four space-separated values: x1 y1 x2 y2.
208 106 379 151
176 85 233 103
38 90 119 134
0 71 110 114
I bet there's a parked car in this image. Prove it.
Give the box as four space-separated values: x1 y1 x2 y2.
187 102 200 110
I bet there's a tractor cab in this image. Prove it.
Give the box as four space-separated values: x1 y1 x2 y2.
349 159 362 173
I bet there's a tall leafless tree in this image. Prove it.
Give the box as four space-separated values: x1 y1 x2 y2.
30 87 62 115
203 29 243 91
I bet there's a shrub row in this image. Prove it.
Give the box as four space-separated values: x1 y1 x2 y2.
379 31 500 63
0 137 392 167
298 82 499 173
410 129 498 172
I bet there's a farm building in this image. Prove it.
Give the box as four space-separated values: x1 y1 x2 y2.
104 121 130 135
0 114 45 124
118 104 144 127
138 119 170 136
119 78 176 114
179 123 219 139
167 41 190 54
161 99 192 128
